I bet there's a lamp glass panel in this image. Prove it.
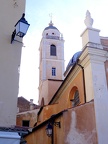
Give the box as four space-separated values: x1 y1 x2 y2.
46 129 52 137
15 22 29 37
19 22 29 34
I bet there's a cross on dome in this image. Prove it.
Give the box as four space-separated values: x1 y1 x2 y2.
49 13 53 26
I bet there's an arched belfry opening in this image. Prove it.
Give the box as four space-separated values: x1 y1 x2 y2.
50 44 56 56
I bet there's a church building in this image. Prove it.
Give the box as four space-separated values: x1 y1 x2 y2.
25 11 108 144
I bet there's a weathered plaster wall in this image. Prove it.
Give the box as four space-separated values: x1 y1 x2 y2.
37 103 58 124
25 101 97 144
65 101 97 144
37 69 85 126
25 114 65 144
25 124 50 144
17 109 39 127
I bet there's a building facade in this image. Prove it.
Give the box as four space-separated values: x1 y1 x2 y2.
25 11 108 144
0 0 25 127
17 97 40 128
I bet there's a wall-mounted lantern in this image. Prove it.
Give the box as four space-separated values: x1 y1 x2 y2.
46 119 61 144
46 123 53 137
46 121 60 137
11 13 30 43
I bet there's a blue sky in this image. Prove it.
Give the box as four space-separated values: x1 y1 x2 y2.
19 0 108 104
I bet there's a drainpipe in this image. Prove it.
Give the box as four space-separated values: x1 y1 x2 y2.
51 126 54 144
77 63 86 103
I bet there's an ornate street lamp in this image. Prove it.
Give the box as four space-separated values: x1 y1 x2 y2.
11 13 30 43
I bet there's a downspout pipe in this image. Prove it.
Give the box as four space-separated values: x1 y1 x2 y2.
77 63 86 103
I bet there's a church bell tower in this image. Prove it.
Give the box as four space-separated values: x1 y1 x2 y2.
39 21 65 105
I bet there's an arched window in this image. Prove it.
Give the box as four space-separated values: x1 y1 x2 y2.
72 90 80 107
69 87 80 107
50 44 56 56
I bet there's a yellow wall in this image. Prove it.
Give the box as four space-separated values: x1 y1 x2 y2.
37 67 85 126
56 69 85 111
37 104 58 124
25 101 97 144
17 109 39 127
40 80 62 105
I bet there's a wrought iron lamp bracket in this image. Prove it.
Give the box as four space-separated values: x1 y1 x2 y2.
53 121 61 128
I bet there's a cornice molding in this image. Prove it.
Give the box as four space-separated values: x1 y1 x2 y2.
79 46 108 68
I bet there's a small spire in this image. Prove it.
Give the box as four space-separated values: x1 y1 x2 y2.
84 10 93 28
49 13 53 26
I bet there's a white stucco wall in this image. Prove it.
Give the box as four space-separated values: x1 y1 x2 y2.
91 58 108 144
80 46 108 144
0 0 25 126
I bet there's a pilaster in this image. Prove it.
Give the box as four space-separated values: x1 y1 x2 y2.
80 10 108 144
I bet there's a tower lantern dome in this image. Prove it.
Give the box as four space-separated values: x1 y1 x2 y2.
42 21 61 39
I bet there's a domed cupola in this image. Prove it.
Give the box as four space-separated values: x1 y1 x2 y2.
66 51 82 70
42 21 61 40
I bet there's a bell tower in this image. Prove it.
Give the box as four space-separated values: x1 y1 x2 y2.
39 21 65 105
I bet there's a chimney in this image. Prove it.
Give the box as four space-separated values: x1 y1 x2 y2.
30 99 34 110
